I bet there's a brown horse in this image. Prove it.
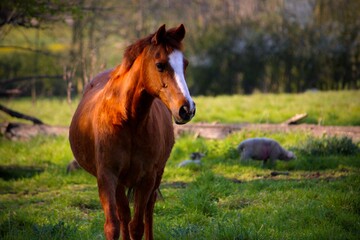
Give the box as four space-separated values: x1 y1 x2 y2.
69 24 195 240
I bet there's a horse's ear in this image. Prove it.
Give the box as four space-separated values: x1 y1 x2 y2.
152 24 166 45
170 24 186 42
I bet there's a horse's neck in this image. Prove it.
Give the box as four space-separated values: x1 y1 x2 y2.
102 58 154 125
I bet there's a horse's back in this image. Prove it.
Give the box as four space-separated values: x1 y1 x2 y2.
83 69 113 95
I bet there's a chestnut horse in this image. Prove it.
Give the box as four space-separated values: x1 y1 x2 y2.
69 24 195 240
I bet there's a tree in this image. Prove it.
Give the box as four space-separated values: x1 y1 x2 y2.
1 0 359 97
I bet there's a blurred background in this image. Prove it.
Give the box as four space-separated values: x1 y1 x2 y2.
0 0 359 100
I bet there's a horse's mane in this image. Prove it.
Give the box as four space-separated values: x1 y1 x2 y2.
122 34 154 71
111 27 183 79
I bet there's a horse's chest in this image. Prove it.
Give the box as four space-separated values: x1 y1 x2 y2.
130 129 169 161
132 139 160 159
117 128 172 187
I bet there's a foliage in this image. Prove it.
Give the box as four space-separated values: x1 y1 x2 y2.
1 0 359 97
0 0 73 28
297 136 359 156
187 6 360 95
0 51 65 96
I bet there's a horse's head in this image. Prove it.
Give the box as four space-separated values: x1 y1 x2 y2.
143 24 195 124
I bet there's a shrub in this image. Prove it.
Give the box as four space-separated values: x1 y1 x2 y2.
297 136 359 156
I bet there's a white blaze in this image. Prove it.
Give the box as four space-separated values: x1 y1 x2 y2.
168 50 194 109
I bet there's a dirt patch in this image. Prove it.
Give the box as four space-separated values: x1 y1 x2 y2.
1 122 359 141
0 122 68 140
174 123 360 141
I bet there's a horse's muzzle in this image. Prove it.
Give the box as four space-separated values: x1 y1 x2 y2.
176 102 196 124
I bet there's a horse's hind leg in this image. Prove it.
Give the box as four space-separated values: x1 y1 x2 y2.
129 175 156 240
116 184 131 240
97 172 120 240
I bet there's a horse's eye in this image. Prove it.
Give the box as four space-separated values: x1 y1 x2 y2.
156 62 166 72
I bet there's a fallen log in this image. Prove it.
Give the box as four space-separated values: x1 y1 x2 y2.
282 113 308 125
0 104 43 124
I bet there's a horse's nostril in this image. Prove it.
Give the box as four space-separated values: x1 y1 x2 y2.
179 105 191 121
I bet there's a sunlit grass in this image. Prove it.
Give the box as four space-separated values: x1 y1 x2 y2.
193 91 360 125
0 98 78 126
2 91 358 126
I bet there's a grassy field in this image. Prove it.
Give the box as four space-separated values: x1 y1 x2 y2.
1 90 359 126
0 91 359 239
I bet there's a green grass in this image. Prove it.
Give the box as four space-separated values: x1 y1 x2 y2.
194 90 360 125
0 132 359 240
1 90 359 126
0 98 77 126
0 91 359 239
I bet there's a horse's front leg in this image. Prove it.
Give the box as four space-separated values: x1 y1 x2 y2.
116 184 131 240
97 171 120 240
144 176 162 240
129 175 156 240
144 189 157 240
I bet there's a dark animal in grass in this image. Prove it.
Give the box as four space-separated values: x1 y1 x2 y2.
177 152 205 167
237 138 295 166
66 159 81 173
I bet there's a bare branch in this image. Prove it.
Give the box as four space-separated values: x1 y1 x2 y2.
0 104 44 125
0 75 63 85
